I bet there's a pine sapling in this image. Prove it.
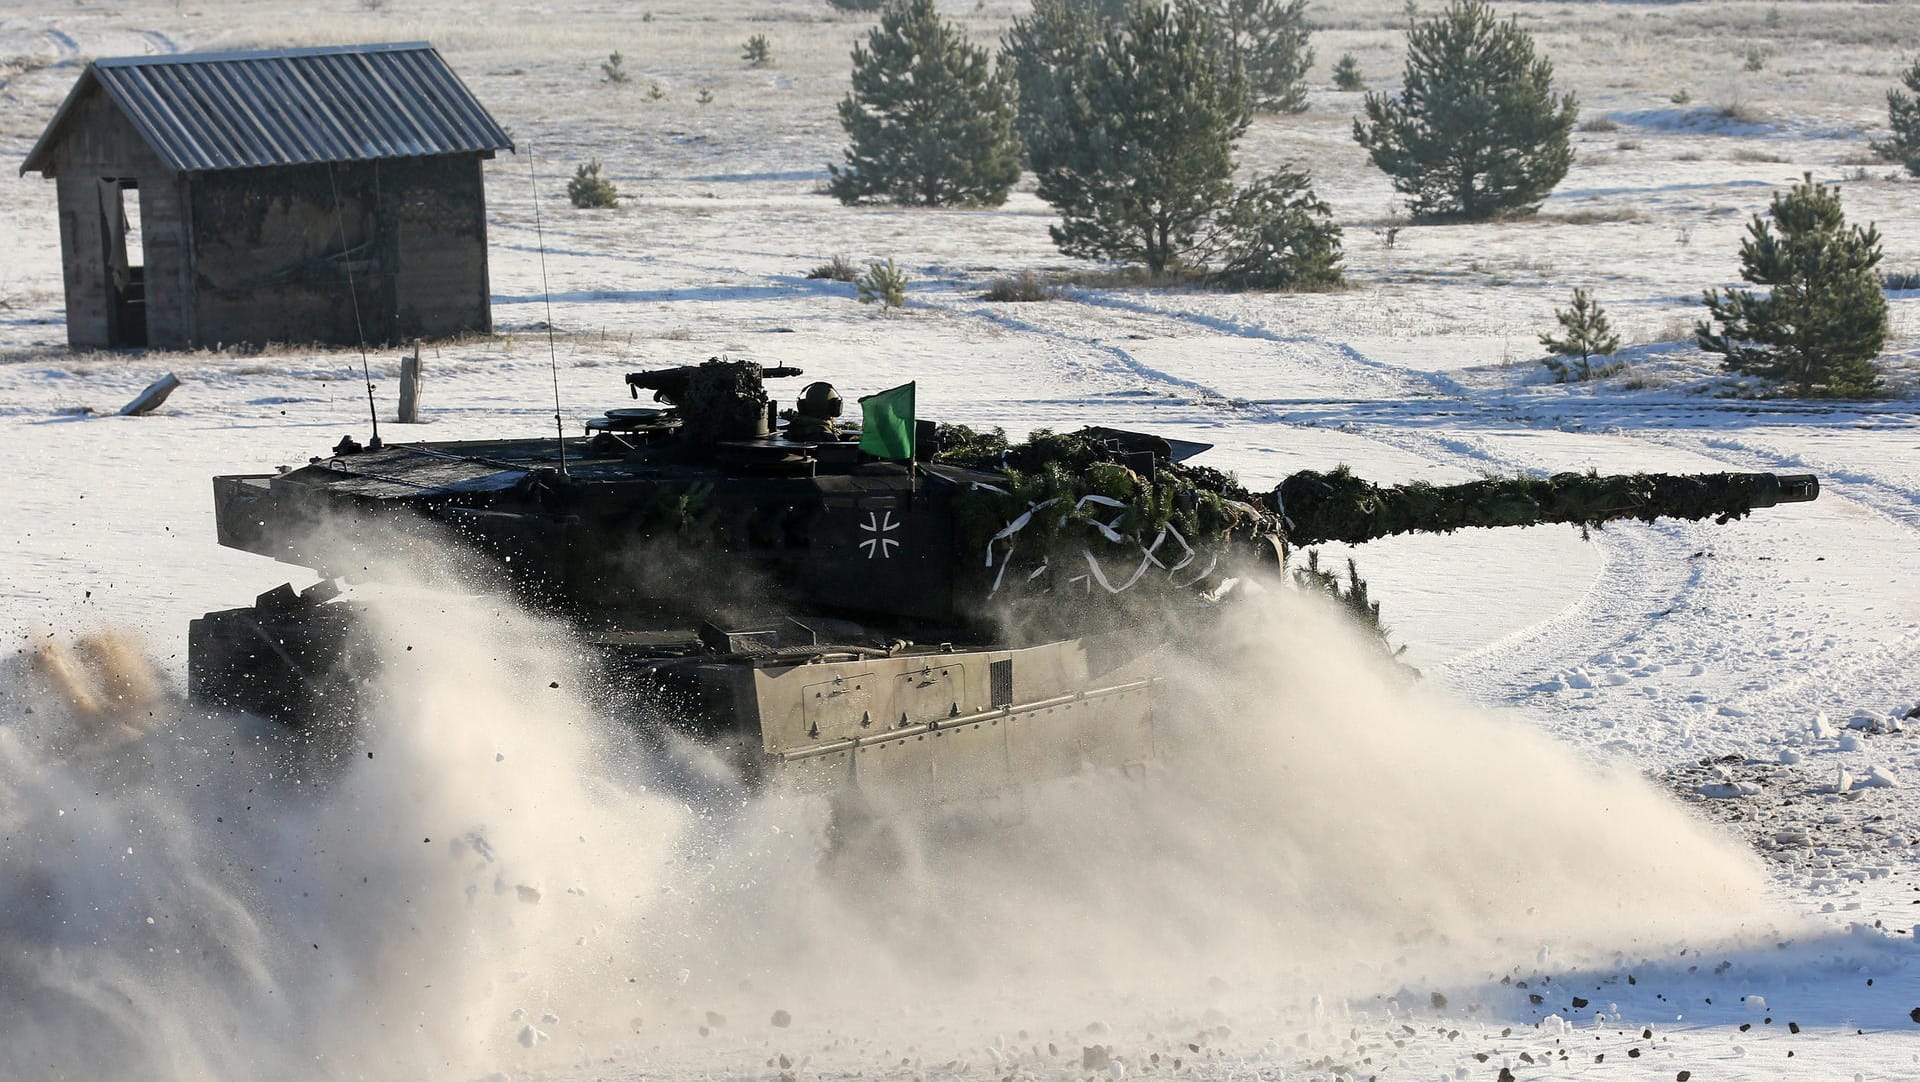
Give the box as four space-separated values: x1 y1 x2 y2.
1333 52 1364 90
601 51 629 84
743 34 772 68
1539 287 1621 381
1697 173 1886 397
856 259 909 310
567 159 619 208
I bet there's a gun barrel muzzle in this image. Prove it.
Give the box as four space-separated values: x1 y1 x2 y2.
1761 473 1820 505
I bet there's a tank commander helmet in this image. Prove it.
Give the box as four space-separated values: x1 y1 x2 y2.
797 381 844 420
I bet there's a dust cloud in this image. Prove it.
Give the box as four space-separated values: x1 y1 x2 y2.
0 576 1787 1081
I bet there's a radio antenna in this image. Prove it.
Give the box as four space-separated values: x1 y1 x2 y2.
327 164 381 449
527 145 568 475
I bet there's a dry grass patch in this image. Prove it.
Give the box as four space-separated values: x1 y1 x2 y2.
981 270 1063 303
1542 205 1650 225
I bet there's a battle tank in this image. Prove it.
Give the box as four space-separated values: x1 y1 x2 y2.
187 358 1819 802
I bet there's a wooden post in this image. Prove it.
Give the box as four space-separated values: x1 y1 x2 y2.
120 372 180 416
397 340 423 423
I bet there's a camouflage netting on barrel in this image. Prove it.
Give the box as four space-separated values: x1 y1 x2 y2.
937 427 1277 599
1276 467 1795 546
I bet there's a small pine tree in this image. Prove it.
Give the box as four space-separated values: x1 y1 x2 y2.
1332 52 1365 90
1291 550 1408 662
856 258 909 309
1035 1 1250 273
1870 57 1920 176
829 0 1022 207
601 51 629 84
1538 287 1620 381
1697 174 1886 398
743 34 772 68
1204 167 1345 290
1353 0 1578 221
1201 0 1314 113
567 159 619 208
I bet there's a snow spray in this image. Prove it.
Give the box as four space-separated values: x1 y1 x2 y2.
0 575 1791 1081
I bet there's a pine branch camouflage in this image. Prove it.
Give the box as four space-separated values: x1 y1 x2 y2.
1696 174 1886 398
829 0 1022 207
1278 467 1809 545
1353 0 1577 221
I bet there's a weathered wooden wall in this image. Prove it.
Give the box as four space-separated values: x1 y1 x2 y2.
389 155 491 339
190 155 490 348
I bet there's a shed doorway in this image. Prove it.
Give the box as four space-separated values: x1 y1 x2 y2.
99 178 145 347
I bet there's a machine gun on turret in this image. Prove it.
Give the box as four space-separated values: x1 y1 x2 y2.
624 358 805 443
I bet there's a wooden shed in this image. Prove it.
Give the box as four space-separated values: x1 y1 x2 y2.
19 42 514 351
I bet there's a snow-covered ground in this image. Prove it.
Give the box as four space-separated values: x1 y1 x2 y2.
4 1 1920 1080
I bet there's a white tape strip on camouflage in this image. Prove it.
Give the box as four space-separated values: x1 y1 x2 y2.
987 500 1218 596
984 497 1060 569
1072 493 1130 543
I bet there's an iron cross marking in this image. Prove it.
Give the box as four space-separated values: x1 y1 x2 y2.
859 510 901 559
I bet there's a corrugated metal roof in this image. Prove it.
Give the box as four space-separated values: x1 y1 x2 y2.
21 42 513 175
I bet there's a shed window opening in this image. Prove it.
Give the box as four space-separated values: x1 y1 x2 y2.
117 181 142 268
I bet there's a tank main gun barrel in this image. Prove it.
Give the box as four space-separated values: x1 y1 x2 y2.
1275 468 1819 547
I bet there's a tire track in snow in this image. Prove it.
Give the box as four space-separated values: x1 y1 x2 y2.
953 300 1291 414
43 28 78 61
1066 289 1462 399
137 30 183 55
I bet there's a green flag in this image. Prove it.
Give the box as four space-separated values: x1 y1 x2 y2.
858 381 916 461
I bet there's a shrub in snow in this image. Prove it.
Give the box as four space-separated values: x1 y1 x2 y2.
806 254 860 282
1538 287 1621 382
982 269 1062 302
567 160 619 209
601 51 629 84
856 258 909 310
1353 0 1578 221
828 0 1021 207
742 33 772 68
1870 57 1920 176
1696 174 1886 398
1332 51 1364 90
1202 0 1314 113
1205 168 1345 290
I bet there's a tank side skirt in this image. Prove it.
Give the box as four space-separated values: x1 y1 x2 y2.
775 676 1156 762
